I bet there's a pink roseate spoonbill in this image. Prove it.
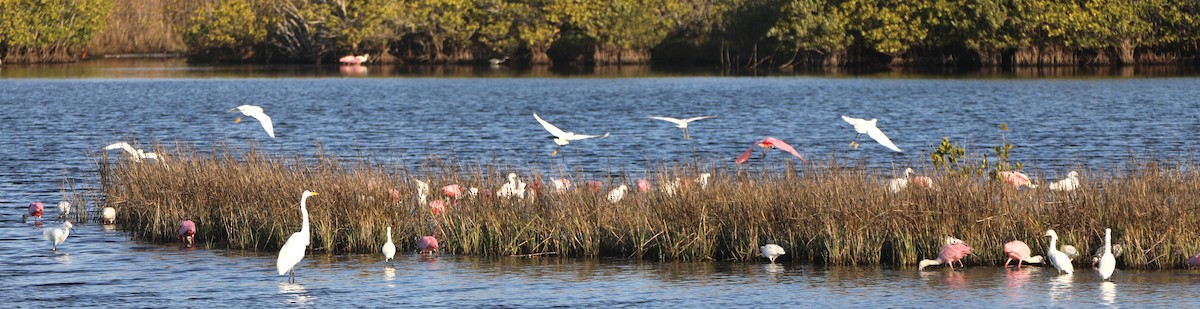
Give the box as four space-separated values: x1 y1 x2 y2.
585 180 604 192
43 221 73 251
919 243 972 270
429 199 448 215
1003 240 1045 269
1098 228 1116 280
497 173 526 199
887 168 934 193
999 171 1037 189
533 113 609 156
1186 253 1200 269
417 236 439 255
551 178 572 192
228 105 275 138
278 190 318 283
382 227 396 262
1091 243 1124 267
101 206 117 224
1049 171 1080 191
760 241 786 263
388 188 402 204
636 179 651 192
103 142 163 163
339 54 369 65
178 220 197 248
443 185 464 199
606 185 628 204
24 202 44 223
841 115 902 152
735 137 806 165
648 115 716 139
1044 229 1074 274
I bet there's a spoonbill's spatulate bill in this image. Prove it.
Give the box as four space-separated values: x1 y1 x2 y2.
229 105 275 138
919 243 972 270
841 115 902 152
735 137 805 165
533 113 609 156
648 115 716 139
1003 240 1044 268
278 190 318 283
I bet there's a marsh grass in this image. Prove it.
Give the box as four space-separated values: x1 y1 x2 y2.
98 143 1200 268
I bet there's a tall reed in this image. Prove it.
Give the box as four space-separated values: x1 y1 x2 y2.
98 142 1200 268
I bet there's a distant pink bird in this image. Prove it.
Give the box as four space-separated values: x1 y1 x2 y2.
388 188 402 204
636 179 651 192
178 220 197 248
999 171 1037 189
443 185 464 199
338 54 368 65
735 137 806 165
417 236 439 255
1187 253 1200 269
586 180 603 192
1003 240 1045 269
429 199 448 215
25 202 44 223
919 243 972 270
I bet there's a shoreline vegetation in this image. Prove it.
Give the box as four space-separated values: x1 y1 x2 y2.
2 1 1200 68
97 142 1200 269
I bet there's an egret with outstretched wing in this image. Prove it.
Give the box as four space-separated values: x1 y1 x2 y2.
230 105 275 138
648 115 716 139
533 113 609 156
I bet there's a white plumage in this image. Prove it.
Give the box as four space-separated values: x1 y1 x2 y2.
278 191 317 283
533 113 609 148
1049 171 1080 191
1044 229 1074 274
1098 228 1116 280
497 173 527 199
104 142 162 163
760 243 786 263
648 115 716 139
842 115 902 152
382 226 396 261
606 185 628 203
44 221 73 251
101 207 117 224
229 105 275 138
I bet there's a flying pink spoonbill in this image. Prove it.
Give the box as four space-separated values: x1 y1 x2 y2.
178 220 197 248
1003 240 1044 269
417 236 439 255
999 171 1037 189
841 115 902 152
23 202 44 223
735 137 806 165
919 242 972 270
1186 253 1200 269
648 115 716 139
533 113 609 156
339 54 369 65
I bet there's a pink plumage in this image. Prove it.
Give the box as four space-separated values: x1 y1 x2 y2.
736 137 806 165
586 180 603 192
636 179 651 192
429 200 447 215
28 202 44 222
418 236 439 254
1003 240 1032 268
442 185 464 199
338 54 368 65
178 220 197 248
999 171 1035 188
388 188 401 203
1187 253 1200 269
940 243 972 269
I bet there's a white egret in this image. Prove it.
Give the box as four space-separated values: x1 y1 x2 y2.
278 190 318 283
841 115 902 152
101 207 117 224
533 113 609 156
648 115 716 139
414 179 430 206
760 242 786 263
229 105 275 138
1044 229 1074 274
696 173 712 190
887 168 933 193
606 185 628 204
103 142 162 163
551 178 572 192
497 173 526 199
1098 228 1116 280
1049 171 1080 191
43 221 73 251
382 227 396 262
57 201 70 219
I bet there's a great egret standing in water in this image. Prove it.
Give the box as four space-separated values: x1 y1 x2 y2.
841 115 902 152
382 227 396 262
278 190 318 283
1044 229 1074 274
1098 228 1116 280
533 113 609 156
648 115 716 139
44 221 73 251
229 105 275 138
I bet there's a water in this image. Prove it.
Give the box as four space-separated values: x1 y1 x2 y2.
3 61 1200 306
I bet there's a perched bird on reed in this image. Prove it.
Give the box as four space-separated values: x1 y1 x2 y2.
1044 229 1074 274
1049 171 1080 191
23 202 43 223
1000 171 1037 189
104 142 162 163
533 113 609 156
841 115 902 152
760 242 786 263
1003 240 1044 269
887 168 933 193
919 243 972 270
607 185 628 203
1098 228 1116 280
101 206 117 224
178 220 197 248
382 227 396 262
417 236 439 255
1092 243 1123 267
648 115 716 139
497 173 526 199
43 221 73 251
278 190 318 283
339 54 368 65
229 105 275 138
735 137 805 165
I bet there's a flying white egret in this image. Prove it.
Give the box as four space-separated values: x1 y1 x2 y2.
101 207 117 224
1098 228 1116 280
382 226 396 262
278 190 318 283
842 115 902 152
44 221 73 251
1049 171 1080 191
606 185 628 204
648 115 716 139
229 105 275 138
1044 229 1074 274
103 142 162 163
533 113 609 156
760 242 786 263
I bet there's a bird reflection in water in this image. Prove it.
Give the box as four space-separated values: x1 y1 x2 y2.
762 263 785 281
943 270 969 290
1100 281 1116 306
340 65 367 76
1003 267 1037 299
1048 273 1074 304
278 282 314 305
384 265 396 281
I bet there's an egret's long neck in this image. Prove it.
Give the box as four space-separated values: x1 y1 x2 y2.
1048 235 1058 253
1104 230 1112 254
387 227 393 242
300 195 311 234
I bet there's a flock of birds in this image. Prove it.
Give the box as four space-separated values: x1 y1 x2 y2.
907 229 1132 282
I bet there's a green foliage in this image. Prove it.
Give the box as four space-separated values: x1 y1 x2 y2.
182 0 267 61
0 0 111 62
929 137 986 177
767 0 851 55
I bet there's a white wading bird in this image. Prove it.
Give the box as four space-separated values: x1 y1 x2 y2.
533 113 609 156
229 105 275 138
1049 171 1080 192
382 226 396 262
841 115 902 152
44 221 73 251
760 242 786 263
1044 229 1074 275
278 190 318 283
1098 228 1116 280
103 142 163 163
648 115 716 139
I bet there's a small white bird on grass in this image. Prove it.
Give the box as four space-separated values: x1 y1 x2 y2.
229 105 275 138
648 115 716 139
533 113 609 156
761 242 786 263
1049 171 1080 191
497 173 527 199
104 142 163 163
44 221 74 251
841 115 902 152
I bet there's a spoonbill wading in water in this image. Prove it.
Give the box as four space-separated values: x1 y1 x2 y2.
841 115 902 152
1003 240 1044 269
648 115 716 139
417 236 439 255
533 113 609 156
735 137 806 165
919 242 972 270
339 54 369 65
23 202 43 223
1044 229 1074 274
178 220 197 248
229 105 275 138
278 190 318 283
